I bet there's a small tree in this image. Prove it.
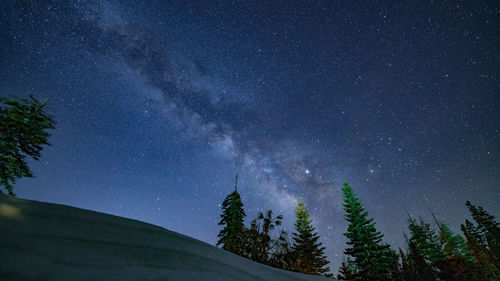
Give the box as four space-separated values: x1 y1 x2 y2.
268 230 294 270
291 200 330 276
0 95 55 196
244 209 286 265
216 175 246 256
337 258 356 280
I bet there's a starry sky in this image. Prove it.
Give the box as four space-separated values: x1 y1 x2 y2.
1 0 499 270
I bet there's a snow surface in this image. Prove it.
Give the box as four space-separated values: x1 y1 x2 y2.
0 193 333 281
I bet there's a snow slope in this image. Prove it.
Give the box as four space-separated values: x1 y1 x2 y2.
0 193 333 281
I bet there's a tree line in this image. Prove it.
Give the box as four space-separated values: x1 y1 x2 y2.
1 96 498 280
216 175 331 276
217 179 499 281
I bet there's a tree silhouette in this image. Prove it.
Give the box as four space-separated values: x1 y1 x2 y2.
0 95 55 195
216 175 246 256
291 200 330 276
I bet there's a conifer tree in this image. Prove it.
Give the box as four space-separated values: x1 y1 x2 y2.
438 224 474 262
0 95 55 195
387 248 404 281
341 182 392 281
217 175 246 256
462 201 500 280
257 210 283 261
405 217 443 280
244 209 284 264
268 230 294 270
404 212 487 281
291 200 330 276
461 220 499 280
337 258 356 280
407 217 444 266
435 223 477 281
244 218 260 260
465 201 500 262
407 240 438 281
400 247 422 281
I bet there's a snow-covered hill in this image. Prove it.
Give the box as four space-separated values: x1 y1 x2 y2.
0 193 333 281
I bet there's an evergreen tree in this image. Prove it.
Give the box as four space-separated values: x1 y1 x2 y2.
465 201 500 262
438 224 474 262
406 217 444 271
435 222 478 281
244 209 283 264
462 201 500 280
461 220 499 281
268 230 294 270
291 200 330 276
257 210 283 262
387 248 404 281
0 95 55 195
407 240 438 281
399 247 422 281
216 175 246 256
244 218 260 260
337 258 356 280
341 182 392 281
404 212 487 281
405 217 443 280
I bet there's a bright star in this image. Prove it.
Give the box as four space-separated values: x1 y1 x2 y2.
305 169 310 174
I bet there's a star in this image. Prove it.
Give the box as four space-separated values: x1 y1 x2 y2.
4 0 497 272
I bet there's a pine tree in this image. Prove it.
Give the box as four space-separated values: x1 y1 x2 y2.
438 224 473 262
244 218 260 260
408 217 444 264
341 182 392 281
405 217 442 280
291 200 330 276
387 248 404 281
407 240 438 281
461 220 499 281
400 247 421 281
462 201 500 280
216 175 246 256
465 201 500 262
435 222 478 281
257 210 283 262
0 95 55 195
268 230 294 270
337 258 356 280
244 209 283 264
434 223 477 281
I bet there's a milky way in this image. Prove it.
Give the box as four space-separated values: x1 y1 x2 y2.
1 1 499 269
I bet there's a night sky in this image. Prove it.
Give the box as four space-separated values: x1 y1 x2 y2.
1 0 499 269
